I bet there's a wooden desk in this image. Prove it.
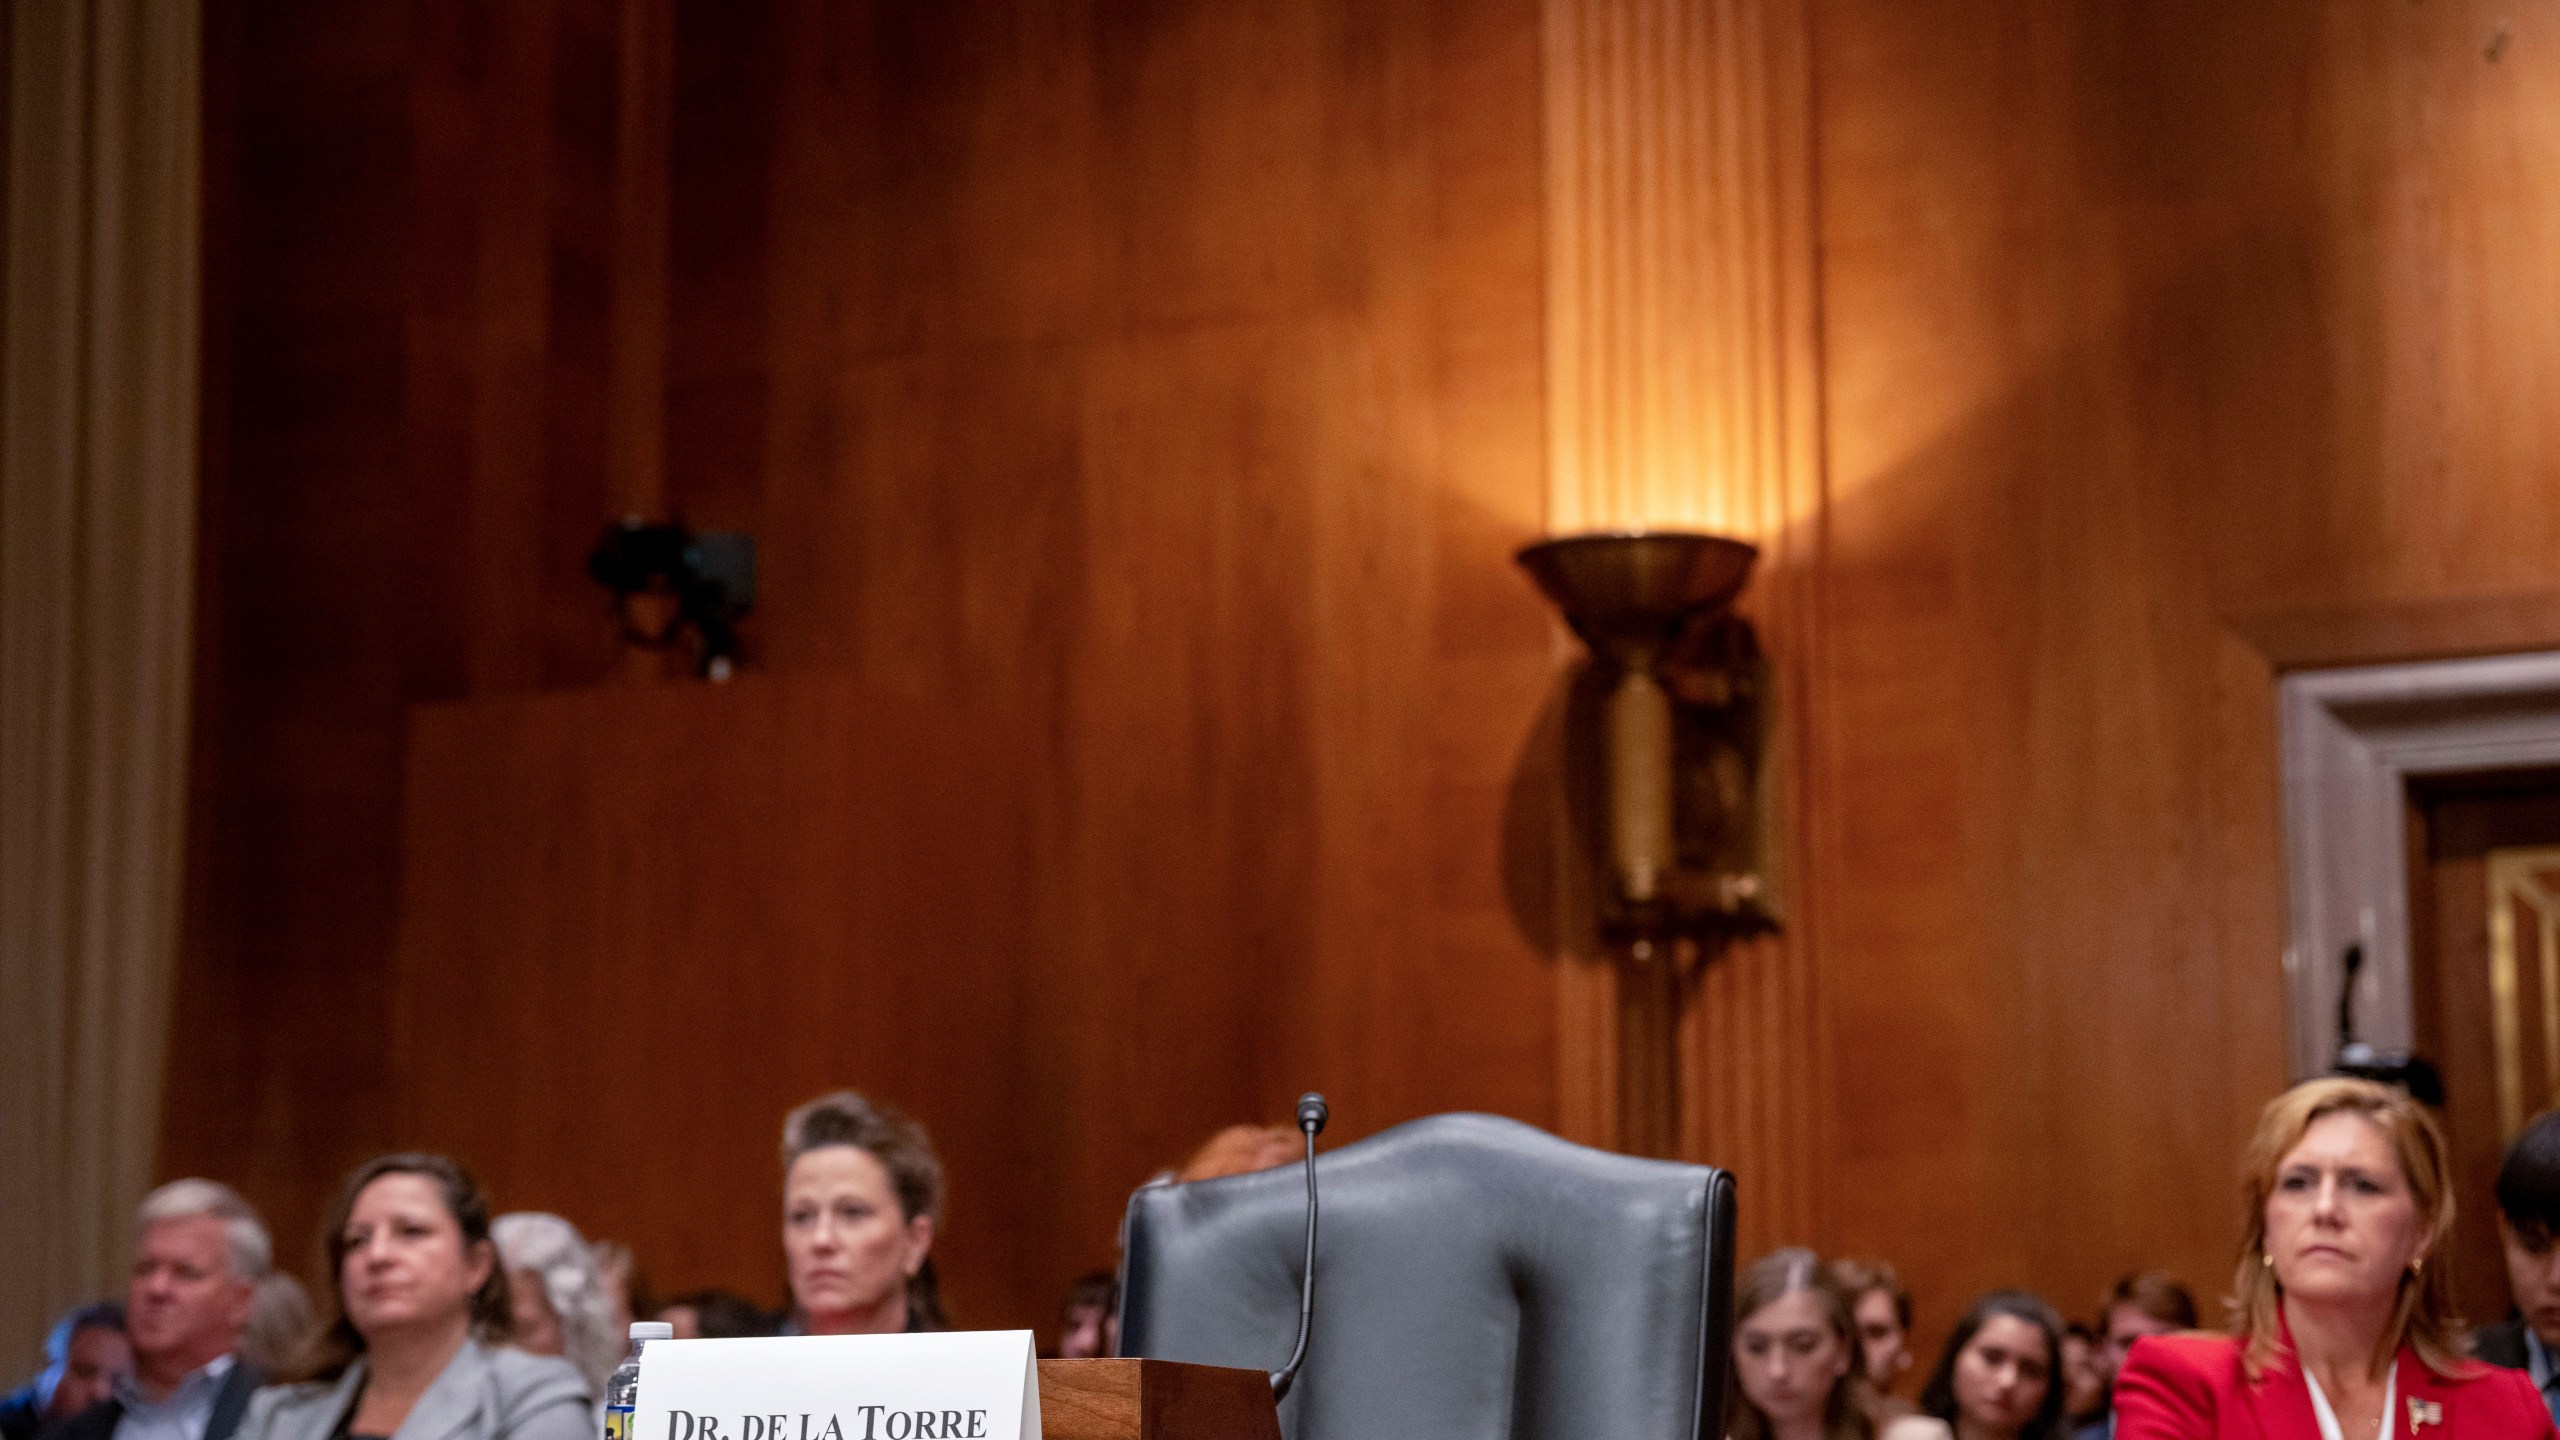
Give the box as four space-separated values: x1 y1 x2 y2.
1037 1361 1281 1440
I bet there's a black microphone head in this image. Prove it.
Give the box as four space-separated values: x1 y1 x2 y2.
1296 1092 1329 1135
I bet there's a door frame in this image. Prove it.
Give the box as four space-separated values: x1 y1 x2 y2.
2278 651 2560 1079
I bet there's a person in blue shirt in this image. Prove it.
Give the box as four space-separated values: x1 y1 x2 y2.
1 1303 128 1440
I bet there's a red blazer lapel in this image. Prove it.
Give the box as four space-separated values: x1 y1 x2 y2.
2394 1348 2452 1440
2243 1342 2328 1440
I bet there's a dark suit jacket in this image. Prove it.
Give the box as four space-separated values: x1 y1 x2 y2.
2118 1333 2553 1440
2478 1323 2533 1374
3 1392 47 1440
40 1362 262 1440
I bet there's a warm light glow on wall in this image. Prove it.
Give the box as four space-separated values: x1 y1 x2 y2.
1544 459 1776 539
1541 0 1821 543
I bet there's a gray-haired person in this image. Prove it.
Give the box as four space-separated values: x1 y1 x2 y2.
488 1215 618 1405
47 1181 270 1440
234 1277 315 1381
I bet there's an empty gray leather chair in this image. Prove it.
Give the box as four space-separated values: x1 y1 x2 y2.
1119 1112 1736 1440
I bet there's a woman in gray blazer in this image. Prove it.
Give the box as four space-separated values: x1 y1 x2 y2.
235 1155 591 1440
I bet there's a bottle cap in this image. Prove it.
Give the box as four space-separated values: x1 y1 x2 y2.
630 1321 675 1341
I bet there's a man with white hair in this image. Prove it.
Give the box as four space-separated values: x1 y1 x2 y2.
46 1181 268 1440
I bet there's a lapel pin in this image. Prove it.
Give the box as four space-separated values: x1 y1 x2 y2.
2407 1397 2443 1432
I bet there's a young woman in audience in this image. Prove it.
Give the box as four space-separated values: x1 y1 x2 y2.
2114 1077 2552 1440
779 1091 947 1334
237 1154 589 1440
1730 1248 1952 1440
1920 1292 2068 1440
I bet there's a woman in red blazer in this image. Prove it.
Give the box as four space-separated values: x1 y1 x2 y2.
2117 1078 2554 1440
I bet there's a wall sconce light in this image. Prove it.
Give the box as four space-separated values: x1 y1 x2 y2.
1516 530 1777 963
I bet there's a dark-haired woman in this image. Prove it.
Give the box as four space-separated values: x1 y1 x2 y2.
2116 1078 2554 1440
236 1155 590 1440
1923 1292 2069 1440
779 1091 945 1335
1730 1248 1951 1440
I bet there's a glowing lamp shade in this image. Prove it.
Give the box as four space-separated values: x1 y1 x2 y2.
1514 531 1757 649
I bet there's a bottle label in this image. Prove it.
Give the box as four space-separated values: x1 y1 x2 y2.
606 1405 635 1440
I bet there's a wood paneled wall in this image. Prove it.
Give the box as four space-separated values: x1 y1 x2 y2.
392 679 1040 1324
173 0 1553 1329
1802 0 2560 1362
169 0 2560 1362
174 0 416 1269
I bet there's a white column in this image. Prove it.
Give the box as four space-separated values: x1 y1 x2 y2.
0 0 202 1362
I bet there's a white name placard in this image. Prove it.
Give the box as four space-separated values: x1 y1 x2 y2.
637 1333 1041 1440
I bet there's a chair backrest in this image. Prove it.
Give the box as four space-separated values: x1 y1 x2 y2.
1118 1112 1736 1440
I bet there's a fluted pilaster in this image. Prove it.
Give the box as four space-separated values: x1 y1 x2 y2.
1540 0 1825 1253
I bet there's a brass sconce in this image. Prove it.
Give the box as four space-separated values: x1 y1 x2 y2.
1516 531 1778 964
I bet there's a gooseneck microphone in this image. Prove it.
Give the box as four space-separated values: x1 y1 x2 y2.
1269 1092 1329 1400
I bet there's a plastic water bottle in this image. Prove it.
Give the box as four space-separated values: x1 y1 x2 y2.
606 1321 675 1440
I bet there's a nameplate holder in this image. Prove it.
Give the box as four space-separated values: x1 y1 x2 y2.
639 1333 1042 1440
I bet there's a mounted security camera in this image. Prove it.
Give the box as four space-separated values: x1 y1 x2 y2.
586 517 756 680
